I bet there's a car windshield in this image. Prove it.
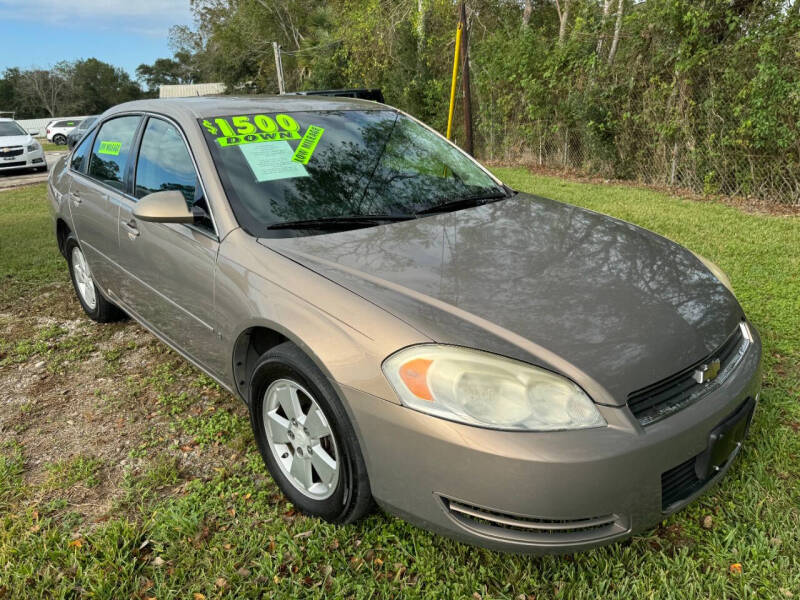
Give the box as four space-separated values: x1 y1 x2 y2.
0 121 27 137
78 117 97 130
200 109 505 236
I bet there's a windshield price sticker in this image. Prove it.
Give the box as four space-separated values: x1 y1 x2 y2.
203 114 301 147
291 125 324 164
97 141 122 156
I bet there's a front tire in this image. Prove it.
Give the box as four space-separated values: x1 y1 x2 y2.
53 134 67 146
248 342 373 523
65 234 124 322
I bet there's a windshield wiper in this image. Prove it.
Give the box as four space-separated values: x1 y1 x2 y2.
414 190 509 216
267 214 414 230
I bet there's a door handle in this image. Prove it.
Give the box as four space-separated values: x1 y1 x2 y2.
122 218 140 239
71 190 81 206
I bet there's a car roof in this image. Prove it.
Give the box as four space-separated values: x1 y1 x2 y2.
105 95 392 121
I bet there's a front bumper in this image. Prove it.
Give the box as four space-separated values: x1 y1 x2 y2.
0 146 45 171
341 331 762 554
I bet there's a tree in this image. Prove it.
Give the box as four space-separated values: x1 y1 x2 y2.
69 59 142 114
136 56 194 90
17 63 71 117
606 0 625 65
554 0 571 45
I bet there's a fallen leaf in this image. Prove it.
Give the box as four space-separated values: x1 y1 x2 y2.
32 510 39 521
152 556 166 567
702 515 713 529
273 575 280 584
222 543 232 550
193 594 206 600
374 558 383 567
237 567 251 577
729 563 743 575
215 578 227 589
294 530 312 539
227 508 236 517
68 539 83 548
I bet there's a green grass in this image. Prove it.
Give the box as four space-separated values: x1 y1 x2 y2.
0 178 798 599
39 141 67 152
45 456 104 490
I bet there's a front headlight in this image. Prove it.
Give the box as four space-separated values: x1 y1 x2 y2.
692 252 734 294
382 345 606 431
27 141 41 153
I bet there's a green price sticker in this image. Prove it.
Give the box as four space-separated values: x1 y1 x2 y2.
97 141 122 156
218 130 300 147
291 125 324 165
205 113 303 147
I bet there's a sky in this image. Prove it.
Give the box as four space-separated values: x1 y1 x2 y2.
0 0 194 79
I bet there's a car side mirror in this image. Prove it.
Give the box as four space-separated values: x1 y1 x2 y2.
133 190 195 224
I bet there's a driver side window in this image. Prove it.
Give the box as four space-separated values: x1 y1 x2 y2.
134 117 214 234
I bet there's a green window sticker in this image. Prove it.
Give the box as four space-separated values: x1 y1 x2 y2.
204 113 303 147
239 140 308 182
291 125 324 165
97 141 122 156
217 130 300 147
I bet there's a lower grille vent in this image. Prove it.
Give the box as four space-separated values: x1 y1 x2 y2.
661 456 705 510
441 497 625 545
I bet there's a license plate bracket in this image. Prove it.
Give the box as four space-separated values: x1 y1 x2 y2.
695 398 755 480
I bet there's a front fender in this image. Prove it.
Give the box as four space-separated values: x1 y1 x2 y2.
215 230 430 405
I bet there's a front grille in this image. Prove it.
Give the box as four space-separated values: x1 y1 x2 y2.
0 146 23 157
441 497 625 544
628 324 748 426
0 160 26 168
661 456 704 510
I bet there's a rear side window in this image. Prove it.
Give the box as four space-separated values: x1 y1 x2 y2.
88 116 141 191
57 120 79 127
70 131 93 172
134 118 197 203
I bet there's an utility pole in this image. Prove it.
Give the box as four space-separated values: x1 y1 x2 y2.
459 1 474 156
272 41 286 94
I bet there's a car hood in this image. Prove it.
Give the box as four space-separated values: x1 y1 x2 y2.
259 194 743 405
0 134 33 147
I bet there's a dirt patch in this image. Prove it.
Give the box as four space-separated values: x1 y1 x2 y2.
0 280 248 526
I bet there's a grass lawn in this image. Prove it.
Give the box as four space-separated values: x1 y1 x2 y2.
39 140 68 152
1 173 798 599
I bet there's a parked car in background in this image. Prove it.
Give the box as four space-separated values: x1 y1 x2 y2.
66 116 99 149
0 118 46 173
46 119 82 145
47 97 761 554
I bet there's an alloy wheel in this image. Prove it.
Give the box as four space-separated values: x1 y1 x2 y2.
262 378 340 500
71 246 97 310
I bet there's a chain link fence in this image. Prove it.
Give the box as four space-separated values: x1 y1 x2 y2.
478 118 800 205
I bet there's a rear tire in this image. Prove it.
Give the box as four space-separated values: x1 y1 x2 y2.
248 342 373 523
53 134 67 146
65 234 125 323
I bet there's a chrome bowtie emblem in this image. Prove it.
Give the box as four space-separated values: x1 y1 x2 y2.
693 358 721 384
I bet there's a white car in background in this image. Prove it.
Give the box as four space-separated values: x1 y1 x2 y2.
46 119 82 145
0 118 46 173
